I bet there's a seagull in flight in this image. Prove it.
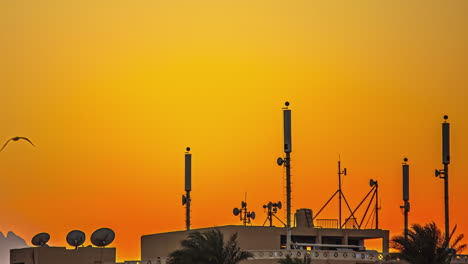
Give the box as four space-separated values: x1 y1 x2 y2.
0 137 36 152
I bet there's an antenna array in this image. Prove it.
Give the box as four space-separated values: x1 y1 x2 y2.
233 200 256 225
262 201 285 227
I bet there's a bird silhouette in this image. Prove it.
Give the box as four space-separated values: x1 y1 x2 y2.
0 137 36 152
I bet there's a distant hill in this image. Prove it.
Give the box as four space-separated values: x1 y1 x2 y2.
0 231 28 264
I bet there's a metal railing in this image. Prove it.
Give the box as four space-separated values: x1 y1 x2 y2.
315 219 339 229
249 250 385 262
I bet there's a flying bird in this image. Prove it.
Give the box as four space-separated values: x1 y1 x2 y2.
0 137 36 152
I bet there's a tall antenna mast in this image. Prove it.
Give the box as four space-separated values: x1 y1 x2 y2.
435 115 450 241
313 157 349 229
182 147 192 230
400 158 410 239
277 101 292 249
337 156 347 228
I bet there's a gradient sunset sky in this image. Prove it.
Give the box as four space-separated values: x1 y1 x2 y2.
1 0 468 261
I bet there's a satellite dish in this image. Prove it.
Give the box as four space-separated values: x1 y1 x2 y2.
250 212 256 220
233 208 240 216
277 157 284 166
344 168 347 176
186 147 191 152
435 169 441 177
32 233 50 247
369 179 377 187
285 101 290 107
182 195 187 205
91 228 115 247
277 201 282 209
66 230 86 248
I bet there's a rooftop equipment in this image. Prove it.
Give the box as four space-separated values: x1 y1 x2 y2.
31 233 50 247
91 228 115 247
66 230 86 249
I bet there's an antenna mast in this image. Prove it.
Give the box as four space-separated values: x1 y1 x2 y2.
435 115 450 241
337 156 347 228
233 198 256 225
277 101 292 248
182 147 192 230
313 157 349 229
400 158 410 239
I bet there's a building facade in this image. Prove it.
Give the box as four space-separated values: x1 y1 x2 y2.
10 246 116 264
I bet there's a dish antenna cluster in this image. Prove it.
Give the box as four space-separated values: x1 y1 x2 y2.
32 233 50 247
262 201 285 227
32 228 115 249
233 200 255 226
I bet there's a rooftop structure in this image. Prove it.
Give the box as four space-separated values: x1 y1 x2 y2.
10 246 116 264
141 221 389 264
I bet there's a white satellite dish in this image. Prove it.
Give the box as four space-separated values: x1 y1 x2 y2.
66 230 86 248
91 228 115 247
32 233 50 247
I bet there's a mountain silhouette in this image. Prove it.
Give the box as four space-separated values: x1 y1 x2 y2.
0 231 27 264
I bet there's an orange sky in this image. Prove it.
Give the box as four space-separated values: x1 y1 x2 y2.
1 0 468 261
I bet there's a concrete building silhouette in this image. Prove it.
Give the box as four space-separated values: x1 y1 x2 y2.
10 247 115 264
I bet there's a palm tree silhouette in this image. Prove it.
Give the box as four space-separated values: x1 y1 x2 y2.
391 222 466 264
167 229 253 264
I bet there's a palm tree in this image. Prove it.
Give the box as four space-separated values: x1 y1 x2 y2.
278 254 311 264
167 229 253 264
391 222 466 264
